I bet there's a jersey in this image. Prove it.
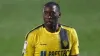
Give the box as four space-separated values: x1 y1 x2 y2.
22 24 79 56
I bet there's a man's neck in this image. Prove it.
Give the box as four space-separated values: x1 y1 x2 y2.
44 24 60 33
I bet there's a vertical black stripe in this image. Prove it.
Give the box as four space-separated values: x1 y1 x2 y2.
59 28 69 49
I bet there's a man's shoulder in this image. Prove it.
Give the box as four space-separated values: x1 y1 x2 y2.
61 24 75 31
25 24 43 40
29 24 43 34
26 24 43 36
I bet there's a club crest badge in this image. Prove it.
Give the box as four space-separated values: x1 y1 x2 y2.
22 41 28 54
63 40 68 47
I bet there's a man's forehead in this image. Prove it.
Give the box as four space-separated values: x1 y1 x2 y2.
43 5 59 12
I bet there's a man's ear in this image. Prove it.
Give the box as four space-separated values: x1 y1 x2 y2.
59 12 61 18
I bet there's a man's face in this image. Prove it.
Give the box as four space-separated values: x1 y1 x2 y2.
43 5 60 28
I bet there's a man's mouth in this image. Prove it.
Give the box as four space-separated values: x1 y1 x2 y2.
46 22 52 24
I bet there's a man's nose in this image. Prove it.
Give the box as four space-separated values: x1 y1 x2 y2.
48 15 52 18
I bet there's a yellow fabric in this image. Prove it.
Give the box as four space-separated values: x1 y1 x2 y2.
22 25 79 56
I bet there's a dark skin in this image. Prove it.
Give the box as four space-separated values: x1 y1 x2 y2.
43 5 61 33
43 5 78 56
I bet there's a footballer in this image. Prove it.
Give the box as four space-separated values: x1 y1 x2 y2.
22 2 79 56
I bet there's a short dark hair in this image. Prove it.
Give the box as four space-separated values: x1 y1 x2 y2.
44 2 60 11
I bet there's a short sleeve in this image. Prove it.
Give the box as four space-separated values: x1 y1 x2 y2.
22 32 36 56
70 28 79 55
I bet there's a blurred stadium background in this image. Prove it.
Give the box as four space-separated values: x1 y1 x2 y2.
0 0 100 56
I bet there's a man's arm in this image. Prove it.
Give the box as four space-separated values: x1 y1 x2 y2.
22 32 35 56
70 28 79 56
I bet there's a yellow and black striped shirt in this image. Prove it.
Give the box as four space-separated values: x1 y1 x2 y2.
22 24 79 56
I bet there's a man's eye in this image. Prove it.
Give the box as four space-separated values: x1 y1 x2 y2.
44 11 56 15
44 11 48 14
51 11 55 14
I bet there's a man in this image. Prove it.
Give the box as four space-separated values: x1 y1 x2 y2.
22 2 79 56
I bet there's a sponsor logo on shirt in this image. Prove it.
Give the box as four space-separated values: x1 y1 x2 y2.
40 50 69 56
40 43 47 45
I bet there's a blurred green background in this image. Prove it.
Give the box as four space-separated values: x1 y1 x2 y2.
0 0 100 56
